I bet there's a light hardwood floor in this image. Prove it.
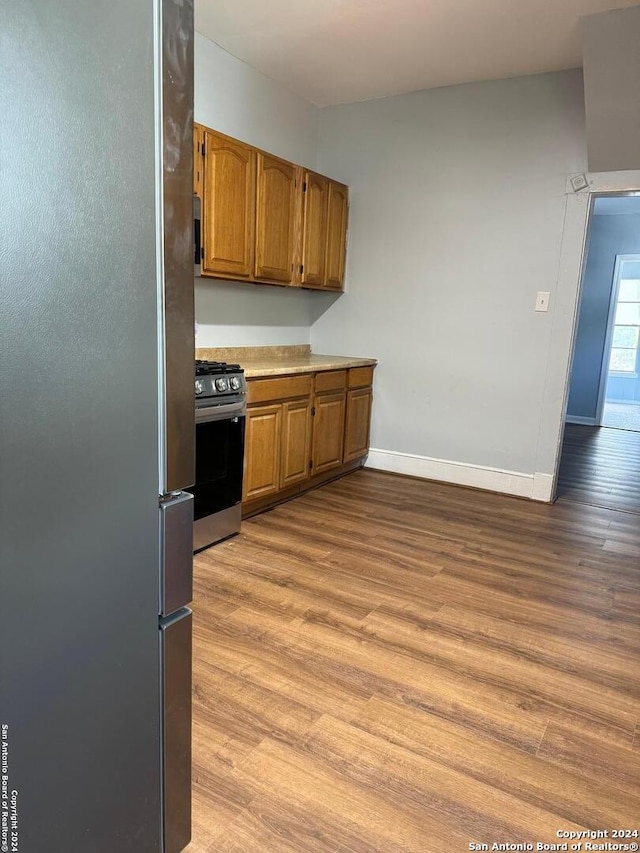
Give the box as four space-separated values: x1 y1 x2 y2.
188 468 640 853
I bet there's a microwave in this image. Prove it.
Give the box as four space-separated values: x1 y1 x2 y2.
194 195 201 277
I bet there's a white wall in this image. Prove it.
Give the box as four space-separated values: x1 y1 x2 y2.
311 70 588 487
194 34 320 348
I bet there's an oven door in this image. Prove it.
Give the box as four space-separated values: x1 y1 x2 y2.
190 401 245 523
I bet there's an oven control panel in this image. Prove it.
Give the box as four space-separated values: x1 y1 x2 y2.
194 361 247 402
194 374 246 397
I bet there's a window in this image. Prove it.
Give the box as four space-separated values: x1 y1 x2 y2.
609 279 640 374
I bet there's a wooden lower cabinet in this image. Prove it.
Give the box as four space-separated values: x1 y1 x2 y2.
344 387 373 463
242 367 374 515
243 404 282 501
311 391 346 476
281 399 313 488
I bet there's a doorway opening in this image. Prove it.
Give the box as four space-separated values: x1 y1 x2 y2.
557 193 640 513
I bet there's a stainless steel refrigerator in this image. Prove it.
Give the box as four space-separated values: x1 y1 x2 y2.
0 1 195 851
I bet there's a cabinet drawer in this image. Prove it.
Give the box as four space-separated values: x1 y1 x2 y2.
348 366 374 389
247 374 312 405
314 370 347 393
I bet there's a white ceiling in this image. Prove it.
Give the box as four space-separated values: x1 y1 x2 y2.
195 0 640 107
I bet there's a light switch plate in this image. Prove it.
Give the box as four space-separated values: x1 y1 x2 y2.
535 291 550 312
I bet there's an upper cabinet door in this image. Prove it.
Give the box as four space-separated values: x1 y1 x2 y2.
255 153 297 283
325 181 348 290
202 130 255 278
301 171 328 287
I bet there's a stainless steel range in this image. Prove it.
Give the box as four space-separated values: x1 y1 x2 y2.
186 360 247 552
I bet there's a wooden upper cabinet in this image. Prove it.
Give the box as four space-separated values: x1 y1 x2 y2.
255 153 297 283
301 171 328 287
325 181 348 290
202 130 255 278
196 124 349 291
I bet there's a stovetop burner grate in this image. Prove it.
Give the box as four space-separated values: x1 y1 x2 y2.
195 360 243 377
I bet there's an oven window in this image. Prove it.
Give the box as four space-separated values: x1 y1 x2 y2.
189 416 245 520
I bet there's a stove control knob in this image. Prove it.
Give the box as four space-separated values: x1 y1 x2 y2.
195 379 204 395
215 377 229 392
230 376 242 390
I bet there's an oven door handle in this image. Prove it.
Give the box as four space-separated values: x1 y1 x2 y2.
195 399 246 424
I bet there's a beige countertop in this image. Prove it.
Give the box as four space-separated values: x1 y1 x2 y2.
196 345 377 379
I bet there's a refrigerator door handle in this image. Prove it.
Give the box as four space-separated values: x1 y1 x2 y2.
160 491 194 616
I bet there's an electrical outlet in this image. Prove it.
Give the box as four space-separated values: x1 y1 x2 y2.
535 291 550 312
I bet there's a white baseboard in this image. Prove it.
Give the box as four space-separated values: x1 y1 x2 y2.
565 415 596 426
365 448 554 502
